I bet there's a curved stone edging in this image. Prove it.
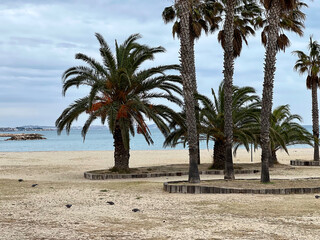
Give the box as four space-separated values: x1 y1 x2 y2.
290 160 320 166
84 169 260 180
163 179 320 194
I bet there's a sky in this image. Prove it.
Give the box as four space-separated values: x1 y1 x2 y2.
0 0 319 127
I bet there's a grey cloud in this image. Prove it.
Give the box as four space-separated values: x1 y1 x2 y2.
56 42 79 48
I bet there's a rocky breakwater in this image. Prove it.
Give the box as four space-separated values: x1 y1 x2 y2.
0 133 46 141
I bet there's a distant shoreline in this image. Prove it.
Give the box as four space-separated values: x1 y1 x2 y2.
0 125 110 132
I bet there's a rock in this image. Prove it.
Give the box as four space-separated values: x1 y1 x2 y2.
18 179 23 182
31 184 38 187
107 201 114 205
315 195 320 199
132 208 140 212
66 204 72 208
2 133 46 141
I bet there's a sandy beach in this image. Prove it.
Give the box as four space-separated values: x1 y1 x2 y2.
1 148 320 239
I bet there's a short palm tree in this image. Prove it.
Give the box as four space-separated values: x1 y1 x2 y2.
259 0 306 183
269 105 313 164
56 33 182 172
293 36 320 161
164 82 260 169
199 82 260 169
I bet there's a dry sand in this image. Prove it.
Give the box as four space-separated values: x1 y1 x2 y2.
1 148 320 239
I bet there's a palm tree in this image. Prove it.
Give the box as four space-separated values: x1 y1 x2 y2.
199 82 260 169
218 0 262 179
293 36 320 161
165 0 204 183
162 0 221 165
269 105 313 164
56 33 182 172
164 82 260 169
259 0 306 183
222 0 236 180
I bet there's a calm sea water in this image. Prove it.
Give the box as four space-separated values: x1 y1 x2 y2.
0 125 313 152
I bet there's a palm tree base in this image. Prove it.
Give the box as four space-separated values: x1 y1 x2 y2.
209 163 224 170
109 166 131 174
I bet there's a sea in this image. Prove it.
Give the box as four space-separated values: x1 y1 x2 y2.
0 125 314 152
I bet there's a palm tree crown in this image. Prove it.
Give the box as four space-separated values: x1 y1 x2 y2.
218 0 262 57
293 36 320 88
260 0 306 52
56 33 182 171
162 0 222 41
198 82 260 151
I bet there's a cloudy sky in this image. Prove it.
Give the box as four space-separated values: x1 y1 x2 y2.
0 0 319 127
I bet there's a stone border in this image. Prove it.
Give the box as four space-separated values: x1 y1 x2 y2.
84 169 260 180
163 178 320 194
290 160 320 166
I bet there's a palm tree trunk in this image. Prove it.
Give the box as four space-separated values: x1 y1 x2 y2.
269 145 274 168
260 1 281 183
223 0 236 180
113 124 130 171
212 140 225 169
271 150 278 165
190 36 201 165
177 0 200 183
312 81 320 161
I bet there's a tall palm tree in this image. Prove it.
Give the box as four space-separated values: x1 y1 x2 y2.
222 0 237 180
162 0 221 165
56 33 182 172
168 0 201 183
269 105 313 164
293 36 320 161
218 0 262 179
259 0 306 183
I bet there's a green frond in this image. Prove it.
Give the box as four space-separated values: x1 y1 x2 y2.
95 33 117 75
56 96 90 135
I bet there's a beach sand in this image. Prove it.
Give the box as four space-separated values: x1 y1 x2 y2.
1 148 320 239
